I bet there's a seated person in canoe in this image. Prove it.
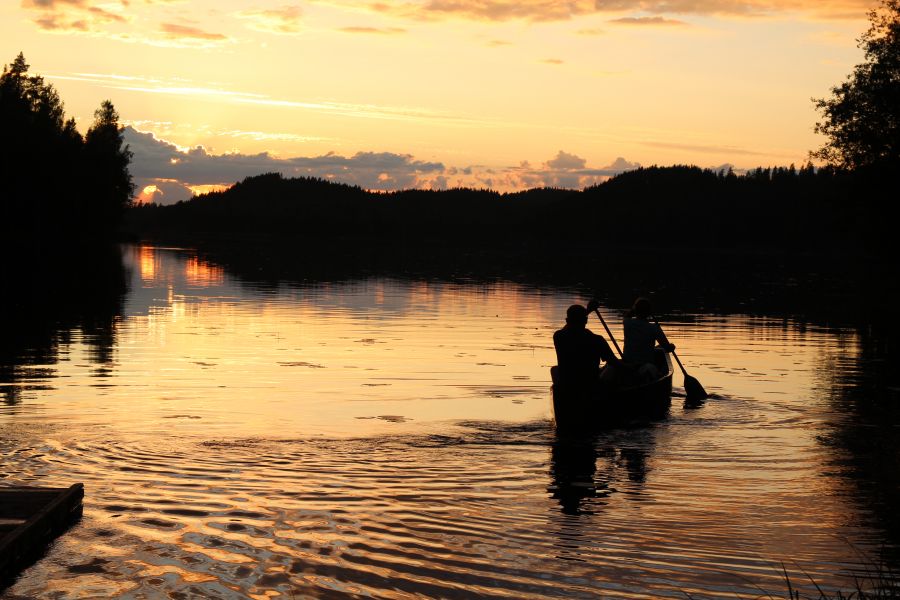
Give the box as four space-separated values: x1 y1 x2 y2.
622 297 675 381
553 302 620 388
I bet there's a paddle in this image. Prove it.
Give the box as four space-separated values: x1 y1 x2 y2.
653 317 707 405
587 300 623 358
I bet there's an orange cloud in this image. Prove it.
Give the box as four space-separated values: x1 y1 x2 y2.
368 0 595 21
159 23 229 41
339 26 407 33
358 0 871 21
609 16 688 25
24 0 128 33
641 140 768 156
236 6 303 34
126 128 648 198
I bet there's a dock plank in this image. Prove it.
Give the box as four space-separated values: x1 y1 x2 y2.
0 483 84 590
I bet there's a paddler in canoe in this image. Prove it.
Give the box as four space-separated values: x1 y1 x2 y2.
551 299 677 428
622 297 676 382
552 300 622 391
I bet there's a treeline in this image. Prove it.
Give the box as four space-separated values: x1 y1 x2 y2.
125 164 894 256
0 53 133 241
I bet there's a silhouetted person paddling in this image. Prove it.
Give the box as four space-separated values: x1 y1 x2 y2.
623 297 675 380
553 302 618 388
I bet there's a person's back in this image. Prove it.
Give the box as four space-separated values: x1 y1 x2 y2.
553 304 615 386
622 297 673 367
622 317 665 364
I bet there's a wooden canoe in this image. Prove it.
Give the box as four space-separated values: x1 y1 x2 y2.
0 483 84 588
551 351 673 430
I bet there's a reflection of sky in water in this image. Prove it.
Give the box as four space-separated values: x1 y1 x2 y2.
2 245 892 599
94 245 863 439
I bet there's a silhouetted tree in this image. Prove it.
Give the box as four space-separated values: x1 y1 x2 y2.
812 0 900 169
0 52 133 241
84 100 135 233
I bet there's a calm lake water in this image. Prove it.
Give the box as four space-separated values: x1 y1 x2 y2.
1 245 898 598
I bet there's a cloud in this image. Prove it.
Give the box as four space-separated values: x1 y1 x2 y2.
236 6 303 34
486 39 512 46
125 127 446 202
546 150 586 170
22 0 235 46
603 156 642 171
609 16 688 25
576 28 605 35
24 0 128 33
123 119 331 144
127 129 647 201
338 26 407 33
460 152 641 190
641 140 768 156
710 162 736 173
159 23 229 41
540 58 564 65
49 72 465 124
357 0 871 22
369 0 597 21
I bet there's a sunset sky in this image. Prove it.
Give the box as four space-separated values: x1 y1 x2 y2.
1 0 875 202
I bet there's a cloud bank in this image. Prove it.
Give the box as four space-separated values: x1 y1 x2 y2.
126 128 642 204
24 0 128 33
126 127 445 203
21 0 870 40
362 0 871 21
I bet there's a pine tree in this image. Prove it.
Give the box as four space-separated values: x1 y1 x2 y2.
84 100 135 233
1 53 134 239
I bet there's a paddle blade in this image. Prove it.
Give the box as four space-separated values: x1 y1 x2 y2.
683 374 708 405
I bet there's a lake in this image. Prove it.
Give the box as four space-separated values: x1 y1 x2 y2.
1 244 897 598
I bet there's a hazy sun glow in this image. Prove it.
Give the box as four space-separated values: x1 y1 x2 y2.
187 184 230 196
1 0 874 199
135 184 158 204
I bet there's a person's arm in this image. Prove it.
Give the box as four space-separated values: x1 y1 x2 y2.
591 334 618 364
654 323 675 352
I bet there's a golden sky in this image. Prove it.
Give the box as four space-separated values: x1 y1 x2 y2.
1 0 874 200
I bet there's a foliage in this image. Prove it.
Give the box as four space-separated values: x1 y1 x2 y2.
0 52 134 240
812 0 900 170
124 164 892 257
778 558 900 600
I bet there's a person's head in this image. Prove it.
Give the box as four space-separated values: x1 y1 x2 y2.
565 304 588 328
631 297 652 319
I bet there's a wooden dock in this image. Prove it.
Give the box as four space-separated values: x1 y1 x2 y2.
0 484 84 588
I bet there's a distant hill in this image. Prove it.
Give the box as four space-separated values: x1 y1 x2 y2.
124 165 892 255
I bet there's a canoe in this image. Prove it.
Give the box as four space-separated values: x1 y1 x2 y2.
0 483 84 588
551 350 673 430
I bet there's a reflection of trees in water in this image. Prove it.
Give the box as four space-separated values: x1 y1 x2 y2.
151 237 897 330
0 244 128 405
816 323 900 564
548 428 657 516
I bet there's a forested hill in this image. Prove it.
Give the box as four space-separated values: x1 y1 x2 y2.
124 165 894 255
